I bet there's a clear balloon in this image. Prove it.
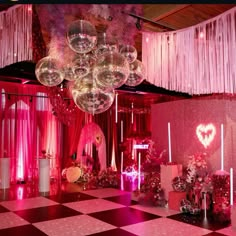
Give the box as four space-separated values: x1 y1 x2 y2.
95 33 118 57
72 73 115 115
67 20 97 54
35 56 64 87
93 51 130 89
125 59 146 86
120 45 137 64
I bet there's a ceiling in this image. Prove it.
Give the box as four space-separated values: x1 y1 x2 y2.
0 4 235 104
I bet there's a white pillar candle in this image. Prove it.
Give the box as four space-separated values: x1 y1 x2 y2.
138 152 141 190
168 122 172 163
121 120 123 142
121 152 123 173
221 124 224 171
230 168 234 205
115 93 118 123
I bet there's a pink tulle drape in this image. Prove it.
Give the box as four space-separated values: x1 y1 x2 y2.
142 6 236 95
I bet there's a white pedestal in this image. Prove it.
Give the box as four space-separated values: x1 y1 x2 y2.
39 159 50 192
160 164 182 200
0 158 10 189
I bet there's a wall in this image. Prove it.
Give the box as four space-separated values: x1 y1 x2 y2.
151 97 236 185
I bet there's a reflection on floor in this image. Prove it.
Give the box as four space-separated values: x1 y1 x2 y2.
0 175 234 236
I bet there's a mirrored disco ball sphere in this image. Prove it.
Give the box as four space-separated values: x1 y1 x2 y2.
63 64 76 81
72 73 115 115
35 56 64 87
125 59 146 86
95 33 118 57
120 45 137 64
67 20 97 54
93 51 129 89
72 54 96 79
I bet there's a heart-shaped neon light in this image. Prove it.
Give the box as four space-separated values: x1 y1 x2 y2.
196 123 216 148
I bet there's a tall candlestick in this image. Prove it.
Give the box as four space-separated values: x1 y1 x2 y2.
121 152 123 173
131 103 134 124
138 152 141 190
168 122 172 163
115 93 118 123
221 124 224 171
203 192 207 218
121 120 123 142
230 168 234 205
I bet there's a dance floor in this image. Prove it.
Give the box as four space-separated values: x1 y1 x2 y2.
0 177 234 236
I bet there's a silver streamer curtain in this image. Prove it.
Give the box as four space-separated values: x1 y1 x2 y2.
142 7 236 95
0 5 32 68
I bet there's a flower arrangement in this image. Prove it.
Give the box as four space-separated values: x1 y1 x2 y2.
41 150 52 159
134 172 167 207
180 152 213 214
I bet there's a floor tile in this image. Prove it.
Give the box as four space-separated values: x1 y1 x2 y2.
203 232 229 236
46 191 96 203
89 206 160 227
33 214 116 236
104 193 138 206
215 225 236 236
0 212 29 229
0 204 10 213
88 228 138 236
64 198 125 214
121 217 212 236
0 224 48 236
14 204 82 223
129 204 180 217
167 212 231 231
84 188 130 198
0 196 58 211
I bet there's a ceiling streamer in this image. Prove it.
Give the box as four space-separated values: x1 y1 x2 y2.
142 6 236 95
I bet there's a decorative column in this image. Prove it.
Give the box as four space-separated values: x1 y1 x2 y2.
39 159 50 192
160 163 182 200
212 170 230 222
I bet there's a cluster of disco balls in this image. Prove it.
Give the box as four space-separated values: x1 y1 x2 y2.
35 19 146 115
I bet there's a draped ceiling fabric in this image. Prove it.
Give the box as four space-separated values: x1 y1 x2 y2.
0 4 33 68
142 6 236 95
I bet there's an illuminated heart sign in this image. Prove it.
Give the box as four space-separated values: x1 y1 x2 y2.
196 123 216 148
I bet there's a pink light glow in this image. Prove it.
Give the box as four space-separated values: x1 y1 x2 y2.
196 123 216 148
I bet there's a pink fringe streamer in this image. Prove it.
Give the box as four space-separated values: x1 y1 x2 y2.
142 6 236 95
0 5 33 68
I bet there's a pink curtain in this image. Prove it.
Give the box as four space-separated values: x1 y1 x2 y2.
0 82 63 183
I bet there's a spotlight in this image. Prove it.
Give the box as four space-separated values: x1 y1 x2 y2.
136 18 142 30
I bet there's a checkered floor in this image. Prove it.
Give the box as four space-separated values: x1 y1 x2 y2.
0 181 234 236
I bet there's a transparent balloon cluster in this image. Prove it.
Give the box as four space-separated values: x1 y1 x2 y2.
35 19 146 114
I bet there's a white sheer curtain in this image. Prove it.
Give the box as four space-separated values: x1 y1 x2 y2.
142 6 236 95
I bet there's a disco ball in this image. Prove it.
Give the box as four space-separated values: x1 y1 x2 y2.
72 53 96 79
72 73 115 115
93 51 130 89
95 33 118 57
63 64 76 81
125 59 146 86
67 20 97 54
35 56 64 87
172 176 187 192
120 45 137 64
